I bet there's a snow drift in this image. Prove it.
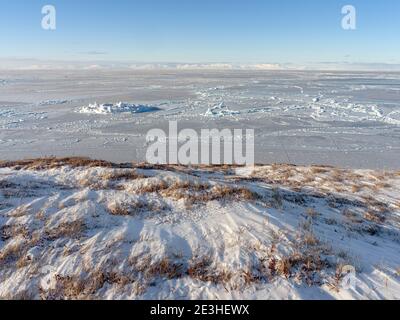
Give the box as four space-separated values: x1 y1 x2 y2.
0 158 399 300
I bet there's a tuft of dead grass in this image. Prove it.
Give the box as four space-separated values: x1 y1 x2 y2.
1 224 29 242
145 257 184 280
343 208 363 224
45 220 85 241
100 170 145 182
302 232 320 247
306 208 319 219
364 211 386 224
374 182 392 189
0 239 25 265
351 184 363 193
275 258 292 279
107 199 168 217
310 167 330 174
188 255 233 285
40 261 147 300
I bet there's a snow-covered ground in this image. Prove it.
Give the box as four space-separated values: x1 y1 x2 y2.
0 70 400 168
1 158 399 300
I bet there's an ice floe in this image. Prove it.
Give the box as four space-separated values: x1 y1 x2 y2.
0 109 48 128
77 102 161 115
384 111 400 125
38 100 70 106
310 101 389 123
203 102 240 117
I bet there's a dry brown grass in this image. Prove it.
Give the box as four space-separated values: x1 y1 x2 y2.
40 268 138 300
0 230 43 269
327 264 347 293
77 170 144 190
351 184 363 193
0 157 121 171
45 220 85 240
79 171 144 190
0 238 26 265
107 202 131 216
135 180 169 194
331 169 345 183
1 289 36 300
364 211 386 224
251 165 398 202
16 255 32 269
240 269 262 286
145 257 184 280
107 199 168 217
134 178 260 207
0 224 29 242
255 223 328 285
41 253 238 299
188 256 233 285
360 196 390 219
302 232 320 247
275 258 292 279
369 172 386 181
30 241 336 299
9 205 32 218
130 253 235 286
373 182 392 190
343 208 363 224
310 167 330 174
0 224 42 269
159 180 210 200
306 208 319 219
100 170 145 182
266 249 326 285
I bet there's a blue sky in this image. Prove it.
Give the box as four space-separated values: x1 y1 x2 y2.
0 0 399 65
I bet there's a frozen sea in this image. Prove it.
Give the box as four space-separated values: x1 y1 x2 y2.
0 69 399 169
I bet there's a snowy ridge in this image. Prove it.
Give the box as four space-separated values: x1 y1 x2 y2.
0 158 399 300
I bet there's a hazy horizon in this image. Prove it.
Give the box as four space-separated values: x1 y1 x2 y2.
2 57 400 72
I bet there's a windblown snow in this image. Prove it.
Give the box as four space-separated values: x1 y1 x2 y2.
0 158 399 300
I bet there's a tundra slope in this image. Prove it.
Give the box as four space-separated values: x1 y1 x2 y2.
0 158 399 300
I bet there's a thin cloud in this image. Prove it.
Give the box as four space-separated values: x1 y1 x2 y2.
80 51 108 55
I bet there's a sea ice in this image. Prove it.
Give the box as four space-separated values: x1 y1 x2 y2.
77 102 161 115
38 100 70 106
203 102 240 117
